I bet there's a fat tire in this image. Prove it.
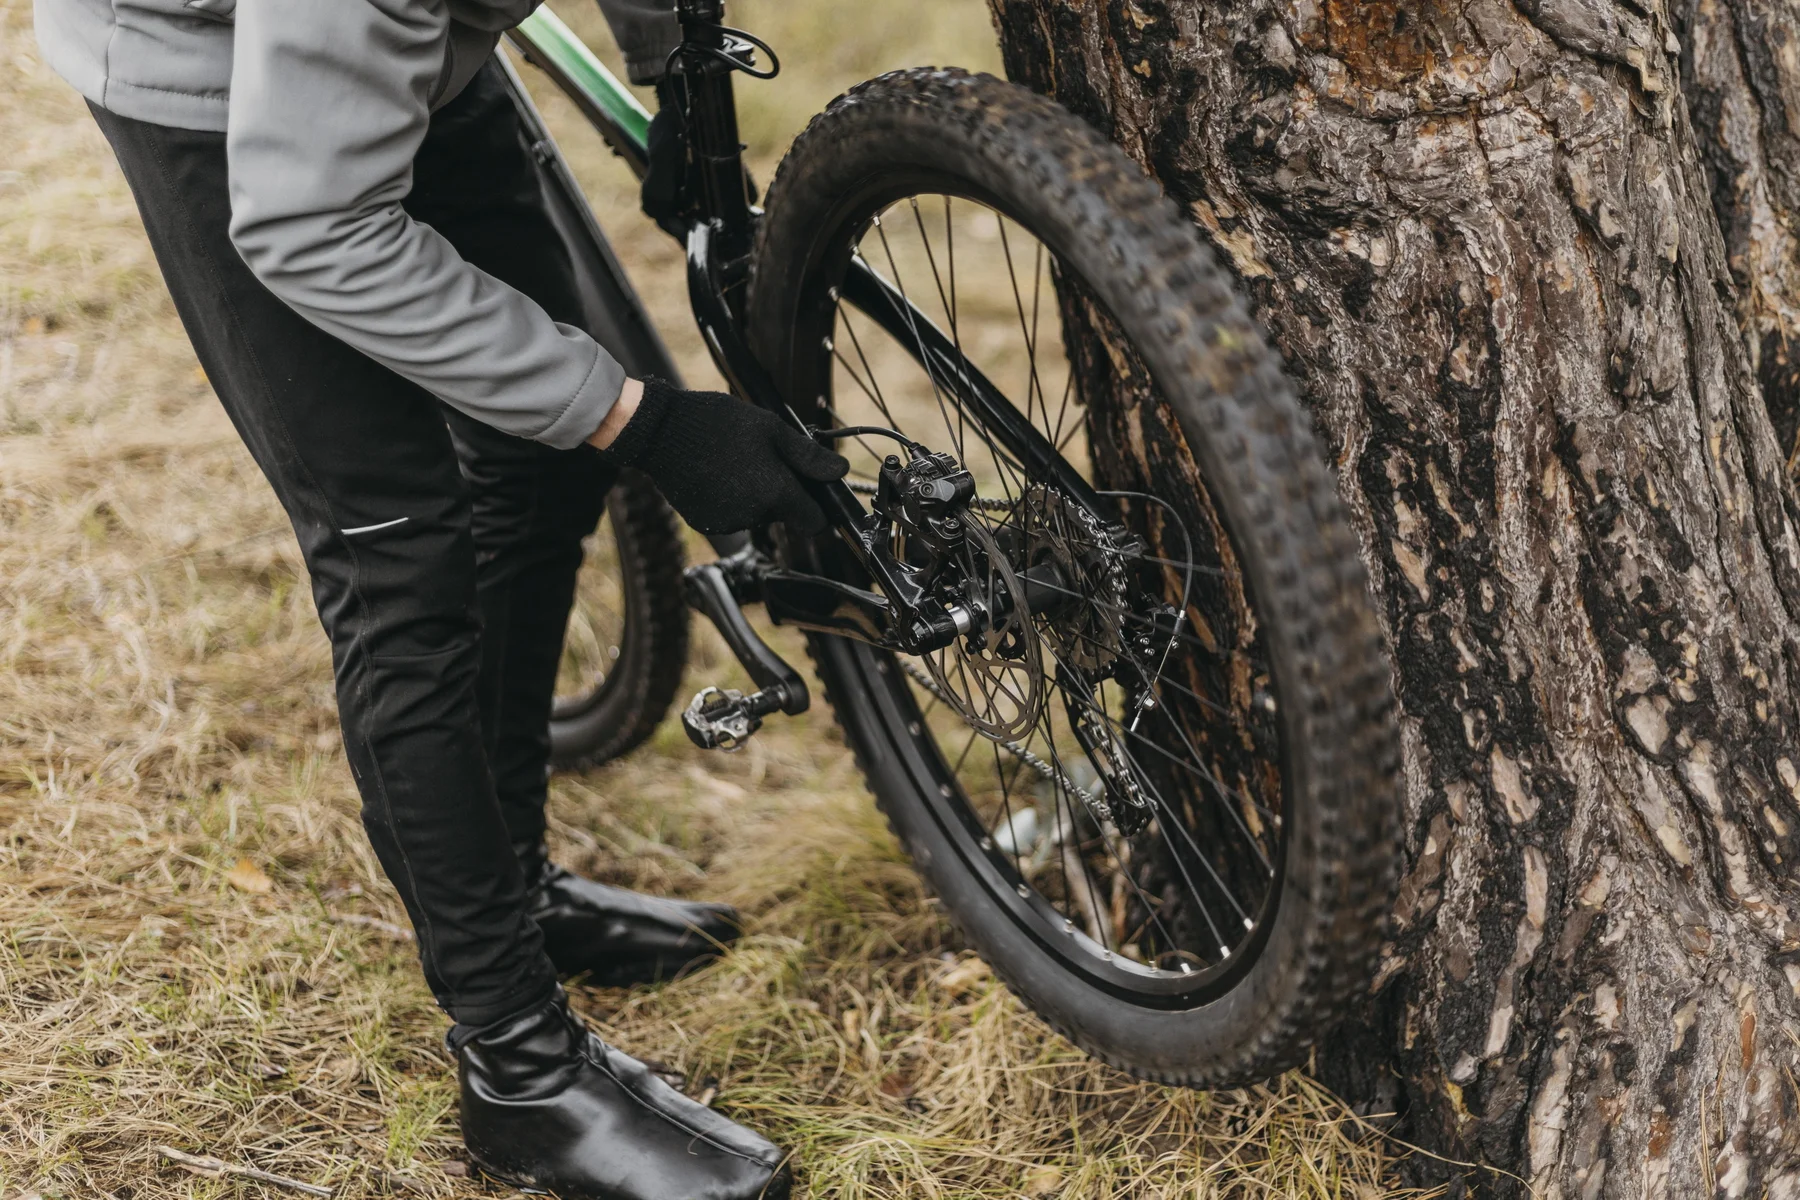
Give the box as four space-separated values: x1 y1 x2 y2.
547 470 690 770
747 68 1400 1087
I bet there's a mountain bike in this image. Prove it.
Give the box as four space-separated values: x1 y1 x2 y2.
505 0 1400 1087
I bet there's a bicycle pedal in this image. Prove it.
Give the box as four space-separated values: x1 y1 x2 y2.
681 684 789 751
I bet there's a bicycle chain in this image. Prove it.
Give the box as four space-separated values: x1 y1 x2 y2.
896 657 1113 823
1070 498 1133 631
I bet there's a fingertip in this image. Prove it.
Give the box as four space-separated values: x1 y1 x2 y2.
804 447 851 481
779 429 851 478
787 501 828 539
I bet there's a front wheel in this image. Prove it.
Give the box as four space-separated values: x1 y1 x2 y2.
749 69 1400 1087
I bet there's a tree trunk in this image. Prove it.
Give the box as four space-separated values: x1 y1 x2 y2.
986 1 1800 1195
1682 1 1800 475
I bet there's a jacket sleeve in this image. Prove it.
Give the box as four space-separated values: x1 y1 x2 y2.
591 0 680 84
224 0 624 450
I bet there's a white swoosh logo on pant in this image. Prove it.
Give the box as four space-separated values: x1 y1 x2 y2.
340 517 410 536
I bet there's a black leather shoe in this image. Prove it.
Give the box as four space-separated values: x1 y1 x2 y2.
520 848 742 986
455 993 791 1200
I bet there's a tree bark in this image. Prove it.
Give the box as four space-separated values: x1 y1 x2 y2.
987 1 1800 1195
1681 1 1800 474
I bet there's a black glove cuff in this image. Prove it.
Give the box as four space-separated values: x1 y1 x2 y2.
601 377 678 466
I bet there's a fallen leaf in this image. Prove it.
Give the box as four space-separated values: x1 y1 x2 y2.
226 857 273 894
878 1070 914 1098
438 1161 470 1178
1024 1165 1064 1196
936 956 991 995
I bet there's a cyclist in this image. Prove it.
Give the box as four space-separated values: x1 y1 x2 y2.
31 0 843 1195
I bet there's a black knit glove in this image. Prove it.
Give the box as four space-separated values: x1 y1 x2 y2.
600 379 849 536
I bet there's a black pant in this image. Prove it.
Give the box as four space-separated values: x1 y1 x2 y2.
91 63 614 1025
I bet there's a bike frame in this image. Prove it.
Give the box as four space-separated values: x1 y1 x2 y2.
504 1 1110 667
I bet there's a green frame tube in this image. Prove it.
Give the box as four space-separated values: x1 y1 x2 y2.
509 7 654 174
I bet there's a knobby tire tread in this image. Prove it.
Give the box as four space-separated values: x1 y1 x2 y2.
749 69 1399 1087
547 472 690 770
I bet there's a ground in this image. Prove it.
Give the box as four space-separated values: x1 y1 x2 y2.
0 1 1411 1195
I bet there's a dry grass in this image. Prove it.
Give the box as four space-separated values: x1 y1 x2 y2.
0 1 1417 1196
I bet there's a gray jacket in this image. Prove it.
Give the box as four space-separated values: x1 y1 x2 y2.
33 0 679 448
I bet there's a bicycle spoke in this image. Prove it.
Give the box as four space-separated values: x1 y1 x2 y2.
1019 570 1269 668
1032 241 1072 455
1039 707 1188 960
901 204 1041 509
1038 707 1111 948
1060 665 1275 863
829 340 886 418
1055 373 1085 457
996 217 1047 438
871 208 1029 503
836 308 901 429
820 191 1288 987
910 197 959 355
911 199 973 469
1055 653 1257 896
951 727 980 778
868 217 965 457
1049 528 1237 582
1136 688 1281 833
990 737 1029 892
945 196 958 340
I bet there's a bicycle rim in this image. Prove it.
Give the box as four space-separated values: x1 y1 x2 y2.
798 187 1291 1008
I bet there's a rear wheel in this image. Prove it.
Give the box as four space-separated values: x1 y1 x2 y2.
749 69 1399 1086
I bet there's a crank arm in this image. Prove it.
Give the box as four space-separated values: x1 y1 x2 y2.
688 546 903 657
680 545 958 748
684 546 808 716
760 569 892 645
